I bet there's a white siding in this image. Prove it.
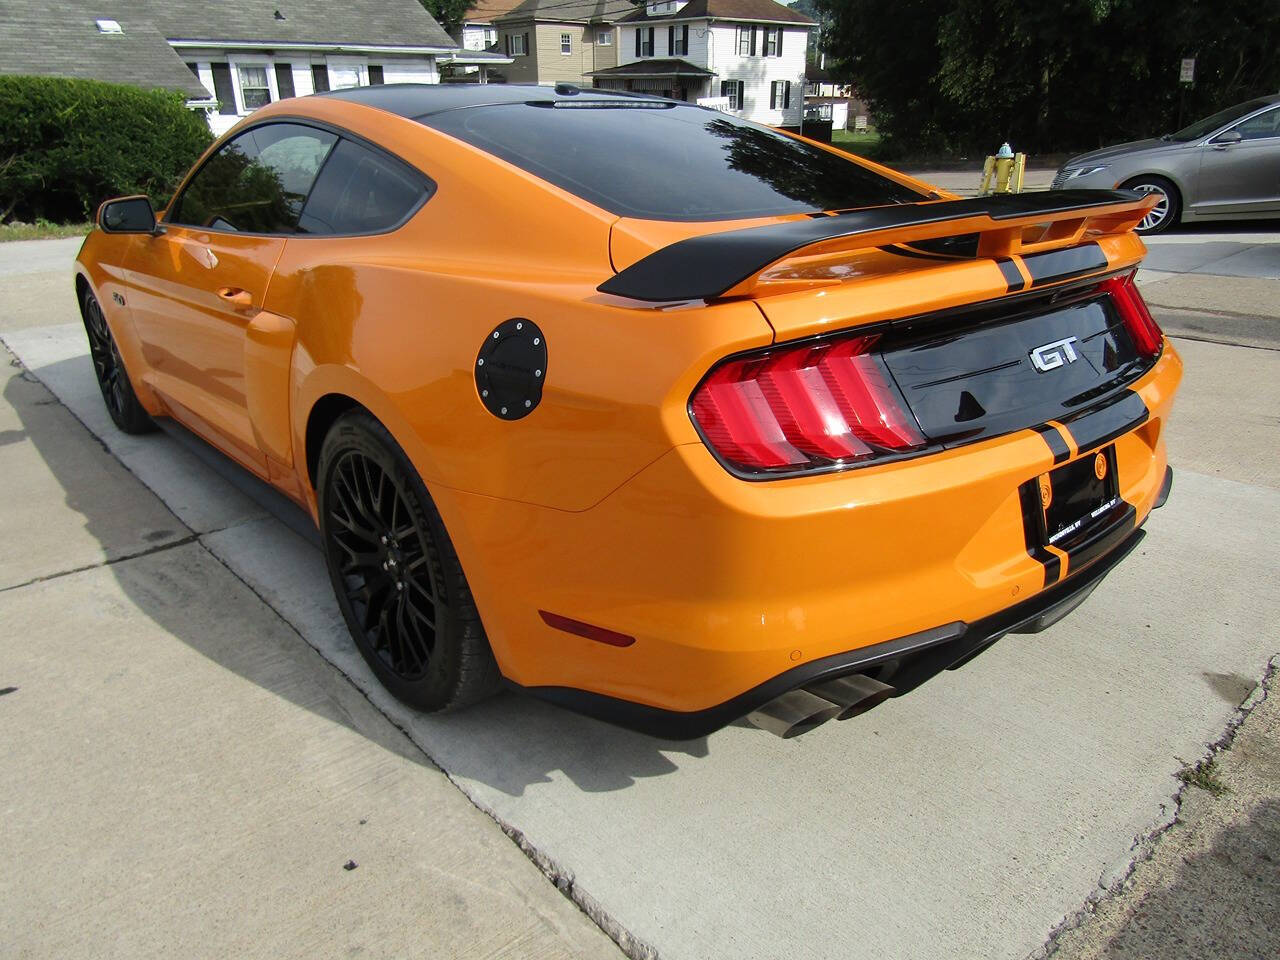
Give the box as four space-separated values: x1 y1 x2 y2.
616 20 809 126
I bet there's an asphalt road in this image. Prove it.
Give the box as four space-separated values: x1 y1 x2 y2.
1 227 1277 960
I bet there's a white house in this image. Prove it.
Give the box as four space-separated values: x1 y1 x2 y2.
589 0 814 129
0 1 458 136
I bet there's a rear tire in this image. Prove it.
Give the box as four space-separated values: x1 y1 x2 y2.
79 288 155 434
317 410 500 712
1122 175 1180 235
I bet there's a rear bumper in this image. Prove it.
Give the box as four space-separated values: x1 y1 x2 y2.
515 512 1153 739
439 342 1181 728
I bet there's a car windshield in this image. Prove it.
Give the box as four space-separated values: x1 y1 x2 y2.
417 101 928 221
1167 99 1274 142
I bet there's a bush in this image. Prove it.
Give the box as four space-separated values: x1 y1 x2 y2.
0 75 212 224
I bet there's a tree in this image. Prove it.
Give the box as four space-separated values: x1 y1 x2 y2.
815 0 1280 156
419 0 475 32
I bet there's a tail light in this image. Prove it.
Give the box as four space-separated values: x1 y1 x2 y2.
1101 272 1162 357
690 333 925 477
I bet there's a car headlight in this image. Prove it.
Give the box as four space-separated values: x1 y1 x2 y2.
1062 165 1108 181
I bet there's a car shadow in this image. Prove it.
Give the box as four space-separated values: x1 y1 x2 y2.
5 356 714 796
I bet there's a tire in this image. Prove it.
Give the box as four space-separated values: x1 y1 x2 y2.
317 410 500 712
1122 175 1181 235
79 288 155 434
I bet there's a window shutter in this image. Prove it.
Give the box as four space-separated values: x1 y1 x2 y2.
667 25 673 55
310 64 330 93
368 65 384 84
770 81 777 110
524 32 530 55
682 24 688 55
210 63 238 114
750 26 757 56
738 80 745 110
636 28 641 57
776 29 783 57
784 80 791 109
274 63 296 98
506 34 511 55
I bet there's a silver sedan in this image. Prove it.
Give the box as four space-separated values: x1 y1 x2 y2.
1054 95 1280 234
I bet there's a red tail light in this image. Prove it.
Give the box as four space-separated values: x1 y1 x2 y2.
690 333 925 476
1101 273 1162 357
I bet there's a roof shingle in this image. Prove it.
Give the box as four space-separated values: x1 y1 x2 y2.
496 0 640 24
617 0 815 25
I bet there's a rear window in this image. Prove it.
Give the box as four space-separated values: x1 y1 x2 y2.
418 101 926 221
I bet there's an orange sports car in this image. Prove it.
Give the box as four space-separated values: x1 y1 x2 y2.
74 85 1180 738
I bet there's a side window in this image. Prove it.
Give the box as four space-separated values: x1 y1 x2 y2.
1228 107 1280 141
170 123 336 233
297 138 428 235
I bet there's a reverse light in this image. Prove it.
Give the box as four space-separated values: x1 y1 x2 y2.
690 333 925 477
1101 273 1163 357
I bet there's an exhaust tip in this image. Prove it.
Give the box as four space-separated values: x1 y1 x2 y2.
746 689 841 738
806 674 896 720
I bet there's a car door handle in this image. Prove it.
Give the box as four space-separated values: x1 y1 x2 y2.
216 287 253 311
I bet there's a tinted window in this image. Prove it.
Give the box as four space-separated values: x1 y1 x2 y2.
419 102 926 221
297 139 427 234
1228 106 1280 140
171 123 336 232
1169 99 1274 142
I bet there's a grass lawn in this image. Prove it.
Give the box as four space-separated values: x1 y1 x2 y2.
0 221 91 242
830 129 882 158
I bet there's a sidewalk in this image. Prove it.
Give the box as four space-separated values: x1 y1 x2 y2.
0 335 617 956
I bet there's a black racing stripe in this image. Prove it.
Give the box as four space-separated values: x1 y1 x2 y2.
997 257 1028 292
1019 480 1062 586
877 243 954 262
1022 242 1108 287
1063 503 1137 575
1032 424 1071 464
1060 390 1149 454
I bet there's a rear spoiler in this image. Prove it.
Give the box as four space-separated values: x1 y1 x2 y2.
597 189 1154 302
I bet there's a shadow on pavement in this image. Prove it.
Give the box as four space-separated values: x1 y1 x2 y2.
5 357 713 795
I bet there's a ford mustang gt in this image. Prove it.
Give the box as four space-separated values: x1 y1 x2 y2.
75 84 1181 738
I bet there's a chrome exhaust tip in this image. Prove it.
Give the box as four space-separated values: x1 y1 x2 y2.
746 689 841 738
805 674 896 720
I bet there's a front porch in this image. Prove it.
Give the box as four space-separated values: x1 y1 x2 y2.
586 58 713 102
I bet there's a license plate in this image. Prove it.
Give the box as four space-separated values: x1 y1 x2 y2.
1038 446 1120 548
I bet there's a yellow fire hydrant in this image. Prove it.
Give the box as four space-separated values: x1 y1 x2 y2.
979 142 1027 195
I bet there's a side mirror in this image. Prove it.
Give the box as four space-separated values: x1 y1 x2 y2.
99 196 161 234
1211 129 1243 147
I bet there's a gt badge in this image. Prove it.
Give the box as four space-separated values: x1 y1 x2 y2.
1038 473 1053 509
1029 336 1079 372
1094 452 1107 480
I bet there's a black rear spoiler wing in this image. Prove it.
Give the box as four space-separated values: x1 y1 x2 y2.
597 189 1152 303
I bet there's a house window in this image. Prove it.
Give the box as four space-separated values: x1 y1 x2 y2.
737 25 756 56
237 65 272 110
668 24 688 56
721 79 745 111
763 28 783 57
506 33 528 56
770 80 791 110
484 27 497 45
597 28 613 45
328 62 365 89
635 27 654 57
561 32 572 54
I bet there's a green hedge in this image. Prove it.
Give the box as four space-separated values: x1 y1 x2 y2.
0 75 213 224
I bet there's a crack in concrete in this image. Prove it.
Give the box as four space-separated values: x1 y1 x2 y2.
1032 653 1279 960
190 531 657 960
0 534 200 594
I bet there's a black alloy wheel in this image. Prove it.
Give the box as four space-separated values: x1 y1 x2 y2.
80 289 154 434
318 411 500 711
327 447 439 680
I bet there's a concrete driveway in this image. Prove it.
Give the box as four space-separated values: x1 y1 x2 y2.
1 229 1277 960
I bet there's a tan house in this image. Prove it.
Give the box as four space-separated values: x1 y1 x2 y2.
494 0 635 87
